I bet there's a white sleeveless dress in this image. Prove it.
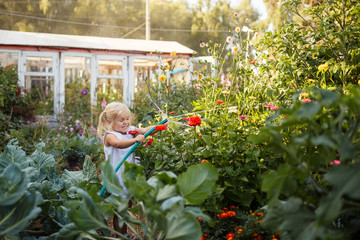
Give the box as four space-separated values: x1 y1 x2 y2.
104 126 137 197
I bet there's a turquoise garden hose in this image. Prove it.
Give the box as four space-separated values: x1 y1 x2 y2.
99 118 168 197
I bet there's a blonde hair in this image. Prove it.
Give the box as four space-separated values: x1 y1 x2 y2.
97 102 131 140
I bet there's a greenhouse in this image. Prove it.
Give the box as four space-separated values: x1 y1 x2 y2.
0 29 195 115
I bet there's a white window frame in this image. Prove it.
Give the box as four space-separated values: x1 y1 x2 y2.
95 55 127 106
128 55 161 106
59 52 94 112
0 49 22 85
22 51 59 115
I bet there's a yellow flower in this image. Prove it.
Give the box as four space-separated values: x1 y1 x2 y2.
194 70 198 74
251 118 255 123
300 93 309 98
318 64 329 71
235 26 241 32
159 75 166 82
307 79 316 83
249 96 256 100
202 65 207 71
170 51 176 57
358 79 360 85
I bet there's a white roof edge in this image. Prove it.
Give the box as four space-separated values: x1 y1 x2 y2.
0 29 196 55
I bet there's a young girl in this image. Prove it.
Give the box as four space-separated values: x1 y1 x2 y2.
97 102 156 236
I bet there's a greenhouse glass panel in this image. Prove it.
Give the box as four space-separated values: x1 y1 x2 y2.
98 60 122 76
25 76 54 115
96 78 123 111
26 56 53 73
133 58 158 93
0 52 18 69
63 56 91 114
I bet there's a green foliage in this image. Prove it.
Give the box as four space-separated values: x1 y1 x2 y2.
57 135 101 169
259 87 360 239
0 66 34 151
99 161 218 239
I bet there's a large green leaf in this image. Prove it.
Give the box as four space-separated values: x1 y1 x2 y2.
83 155 98 183
156 185 177 202
0 142 28 172
165 213 201 240
317 164 360 225
100 160 124 196
177 163 218 205
29 142 55 181
0 191 42 236
67 187 107 231
0 164 28 206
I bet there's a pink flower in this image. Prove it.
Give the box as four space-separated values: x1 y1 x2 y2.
183 117 189 121
302 98 311 103
169 111 176 114
264 104 273 108
199 134 203 139
239 115 248 120
101 97 107 108
271 106 279 110
330 160 341 165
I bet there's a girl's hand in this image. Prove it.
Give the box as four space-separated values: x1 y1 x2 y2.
135 135 145 143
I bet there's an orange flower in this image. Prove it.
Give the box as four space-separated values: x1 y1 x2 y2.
170 51 176 57
197 217 201 221
227 211 236 217
201 159 208 163
155 124 167 131
203 233 208 238
230 205 237 210
217 100 224 104
249 59 258 64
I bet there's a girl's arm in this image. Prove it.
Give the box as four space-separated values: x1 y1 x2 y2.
135 122 168 135
134 126 154 135
105 133 145 148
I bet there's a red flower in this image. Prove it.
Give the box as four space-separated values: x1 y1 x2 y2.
169 111 176 114
216 100 224 104
155 124 167 131
226 233 235 239
249 59 258 64
197 217 201 221
128 130 139 135
203 233 208 238
188 116 201 126
220 212 228 218
230 205 237 210
145 139 153 146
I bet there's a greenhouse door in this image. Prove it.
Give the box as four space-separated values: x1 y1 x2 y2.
21 51 59 115
95 55 128 110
